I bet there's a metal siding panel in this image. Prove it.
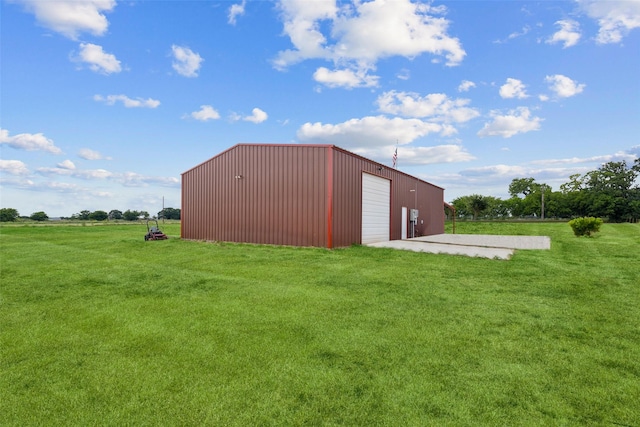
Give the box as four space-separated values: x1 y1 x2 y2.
182 144 443 246
181 145 328 247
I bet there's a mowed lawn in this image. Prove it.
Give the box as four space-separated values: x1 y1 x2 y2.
1 222 639 426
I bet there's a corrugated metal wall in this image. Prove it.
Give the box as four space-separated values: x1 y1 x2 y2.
182 145 329 247
182 144 444 248
330 148 445 247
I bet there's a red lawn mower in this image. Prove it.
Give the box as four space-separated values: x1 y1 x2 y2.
144 220 168 241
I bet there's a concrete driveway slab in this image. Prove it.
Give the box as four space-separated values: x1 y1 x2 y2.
368 239 514 259
366 234 550 260
415 234 551 250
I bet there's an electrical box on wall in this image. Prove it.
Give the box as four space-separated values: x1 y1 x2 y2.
410 209 419 221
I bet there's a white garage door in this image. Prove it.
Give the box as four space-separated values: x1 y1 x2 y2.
362 173 390 244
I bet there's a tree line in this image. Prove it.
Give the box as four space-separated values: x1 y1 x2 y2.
450 159 640 222
0 207 181 222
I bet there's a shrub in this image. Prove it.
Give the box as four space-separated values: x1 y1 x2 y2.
0 208 19 222
30 211 49 222
568 217 603 237
89 210 109 221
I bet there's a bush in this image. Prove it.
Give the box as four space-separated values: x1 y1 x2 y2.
30 211 49 222
0 208 19 222
89 210 108 221
568 217 603 237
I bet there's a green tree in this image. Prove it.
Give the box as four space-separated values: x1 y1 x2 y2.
484 196 511 218
508 177 537 198
583 161 639 222
0 208 20 222
30 211 49 221
560 174 585 194
451 196 473 219
123 210 140 221
158 207 180 220
89 210 109 221
72 210 92 220
108 210 123 220
545 191 572 219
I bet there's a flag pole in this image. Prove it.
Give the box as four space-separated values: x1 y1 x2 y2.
392 141 398 169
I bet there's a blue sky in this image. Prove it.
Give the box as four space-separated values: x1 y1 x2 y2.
1 0 639 217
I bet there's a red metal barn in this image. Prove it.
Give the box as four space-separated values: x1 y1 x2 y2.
181 144 445 248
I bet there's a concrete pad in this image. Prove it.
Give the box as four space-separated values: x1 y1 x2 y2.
366 234 550 260
367 239 515 260
415 234 551 250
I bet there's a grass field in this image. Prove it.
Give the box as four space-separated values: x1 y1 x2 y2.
1 221 639 425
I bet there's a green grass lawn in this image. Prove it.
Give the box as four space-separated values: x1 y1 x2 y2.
1 221 639 425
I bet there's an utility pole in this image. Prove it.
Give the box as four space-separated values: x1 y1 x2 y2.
541 185 545 220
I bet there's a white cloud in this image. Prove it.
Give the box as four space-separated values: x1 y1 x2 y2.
508 25 531 40
171 45 203 78
79 148 111 160
499 78 528 99
0 128 62 154
330 143 474 166
460 164 529 178
118 172 180 187
458 80 476 92
190 105 221 121
530 147 639 165
389 145 475 165
74 43 121 74
35 165 180 188
396 69 410 80
313 66 379 88
228 0 246 25
547 19 581 48
274 0 465 81
297 115 450 148
243 108 268 124
477 107 543 138
15 0 115 40
578 0 640 44
376 90 480 124
57 160 76 170
94 94 160 108
545 74 585 98
0 159 30 175
493 25 534 44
